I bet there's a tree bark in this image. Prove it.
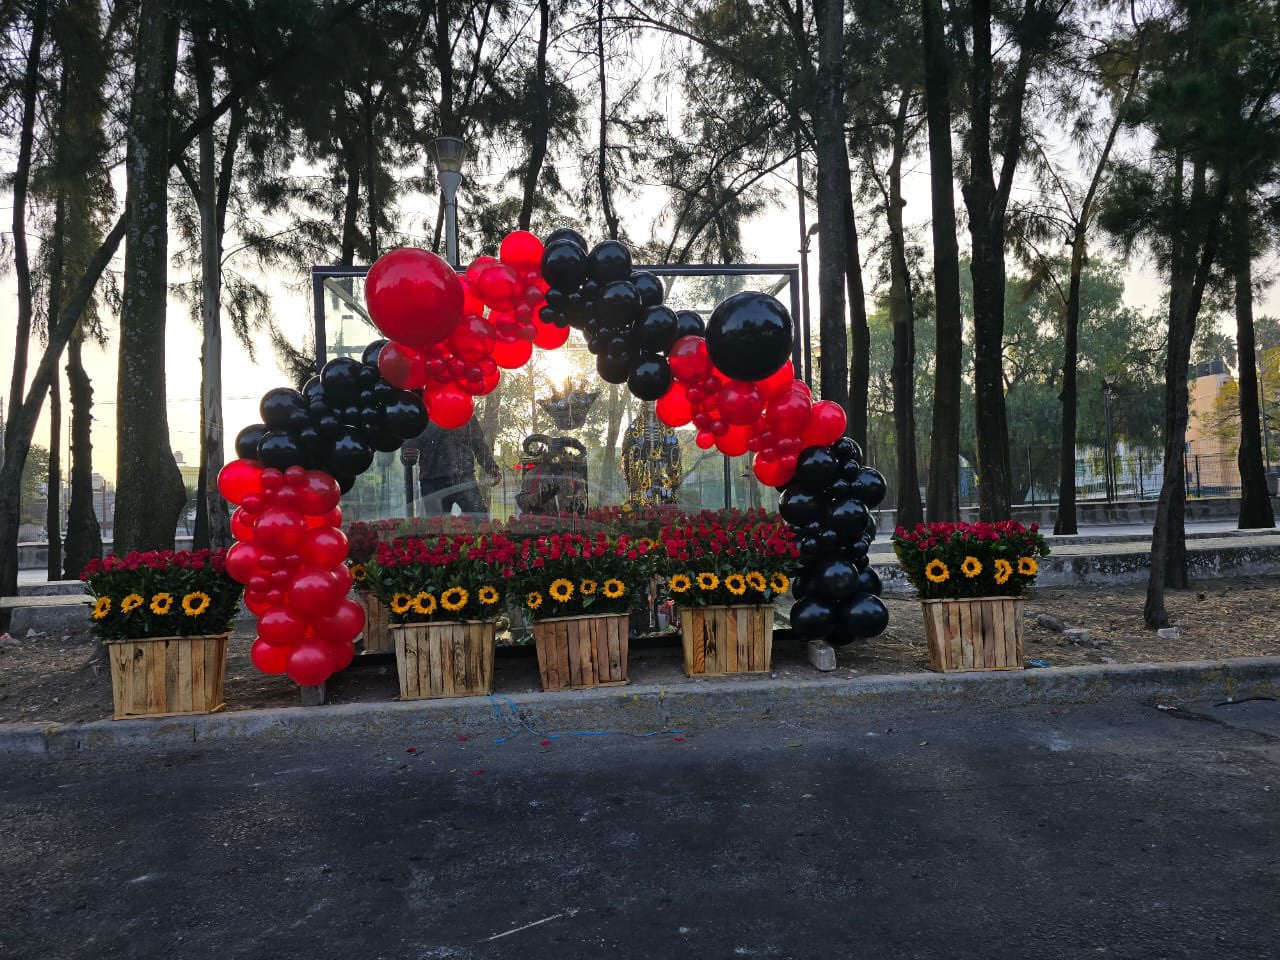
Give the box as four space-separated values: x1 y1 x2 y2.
518 0 551 231
46 376 62 580
1054 249 1083 534
339 136 362 265
843 184 869 448
596 0 619 240
63 334 102 578
921 0 962 523
1233 190 1274 529
112 0 186 554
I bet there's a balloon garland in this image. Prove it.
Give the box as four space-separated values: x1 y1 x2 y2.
218 229 889 686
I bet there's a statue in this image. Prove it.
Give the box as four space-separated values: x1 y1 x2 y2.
515 382 598 516
621 404 682 508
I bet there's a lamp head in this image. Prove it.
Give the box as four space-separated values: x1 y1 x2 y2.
431 136 467 176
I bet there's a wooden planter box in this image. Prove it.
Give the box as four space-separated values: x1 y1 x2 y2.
392 621 496 700
679 604 774 677
356 589 394 654
922 596 1025 672
532 613 629 691
107 633 228 720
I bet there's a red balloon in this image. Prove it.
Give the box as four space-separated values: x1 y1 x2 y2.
532 320 570 350
230 508 256 542
331 562 354 596
289 569 345 617
312 598 365 645
426 384 475 429
244 591 273 617
366 247 464 347
464 255 498 287
300 527 348 568
378 341 428 389
475 262 521 312
260 468 283 492
718 381 765 427
324 638 356 674
765 388 813 435
801 400 848 447
258 606 309 647
217 459 263 506
756 362 796 399
715 424 752 457
754 453 796 488
449 313 497 363
284 465 306 486
299 471 341 516
285 641 335 686
225 541 261 585
254 507 307 553
656 382 694 427
490 335 534 369
669 336 712 383
499 230 544 270
251 638 291 674
310 506 343 529
695 430 715 450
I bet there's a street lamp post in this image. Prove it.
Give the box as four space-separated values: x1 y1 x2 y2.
1102 373 1118 502
431 135 467 267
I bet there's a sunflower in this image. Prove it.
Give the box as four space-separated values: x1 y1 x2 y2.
350 563 367 582
602 578 625 599
526 591 544 610
724 574 747 596
412 592 438 616
993 559 1013 585
696 572 720 591
390 593 413 615
769 572 791 594
181 592 212 617
120 593 144 613
1018 556 1038 576
669 573 692 594
91 596 111 620
440 586 468 612
745 572 767 592
477 585 500 605
924 560 949 584
549 578 574 603
960 556 982 579
149 592 174 615
580 579 598 595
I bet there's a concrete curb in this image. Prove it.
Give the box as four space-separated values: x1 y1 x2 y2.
3 656 1278 759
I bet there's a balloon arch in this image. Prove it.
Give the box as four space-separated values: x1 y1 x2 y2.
217 228 889 686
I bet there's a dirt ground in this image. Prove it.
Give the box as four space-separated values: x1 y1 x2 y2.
3 575 1279 725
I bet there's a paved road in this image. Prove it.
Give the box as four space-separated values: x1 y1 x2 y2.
3 696 1279 959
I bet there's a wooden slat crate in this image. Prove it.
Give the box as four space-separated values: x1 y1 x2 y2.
107 634 228 720
679 605 774 677
921 596 1025 672
392 621 496 700
531 614 629 691
355 589 394 654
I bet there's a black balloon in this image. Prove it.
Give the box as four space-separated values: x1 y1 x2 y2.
320 357 364 406
327 427 374 477
631 271 664 307
797 536 821 558
632 305 679 353
827 497 870 540
383 389 429 438
827 478 854 501
257 430 305 470
314 412 344 439
235 423 269 462
674 309 705 340
545 227 588 251
301 377 324 400
790 596 834 640
334 473 356 494
791 575 808 600
596 280 644 328
813 526 842 555
849 467 888 509
596 352 632 384
587 240 632 284
863 514 878 540
628 353 672 401
367 426 404 453
541 239 589 291
792 446 839 491
839 458 864 482
838 594 889 639
856 567 882 596
361 339 388 367
779 488 823 527
813 558 857 603
705 291 793 381
830 436 861 464
260 388 307 431
852 553 870 572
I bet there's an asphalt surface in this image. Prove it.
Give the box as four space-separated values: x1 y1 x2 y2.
3 696 1279 959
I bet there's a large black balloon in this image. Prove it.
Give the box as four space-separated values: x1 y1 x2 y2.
674 309 705 340
596 352 632 384
632 305 679 353
361 339 389 367
856 566 882 596
257 430 305 470
813 558 857 602
301 377 324 401
327 428 374 477
367 426 404 454
779 488 823 526
588 240 632 284
792 446 839 492
705 291 793 381
631 271 664 307
320 357 364 406
235 423 269 462
628 353 672 401
541 239 589 291
383 389 429 439
848 467 888 509
260 388 307 431
545 227 588 251
838 594 889 639
790 596 834 640
827 497 870 540
596 280 644 328
831 436 862 465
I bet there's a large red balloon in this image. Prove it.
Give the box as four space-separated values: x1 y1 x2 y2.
298 471 341 516
718 381 764 427
499 230 544 270
251 638 291 674
754 453 796 488
669 336 712 383
217 459 263 505
449 314 497 363
254 507 307 553
288 569 345 617
765 387 813 435
225 541 261 585
286 641 334 686
427 384 475 428
312 598 365 645
258 606 310 647
366 247 464 347
801 400 848 447
532 319 570 350
715 424 752 457
656 382 694 427
490 335 534 369
378 341 427 389
300 527 348 568
756 362 796 399
474 262 521 312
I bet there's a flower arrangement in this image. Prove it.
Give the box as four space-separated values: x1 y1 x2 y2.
659 511 800 607
511 531 652 621
891 521 1050 599
364 534 517 624
81 549 242 641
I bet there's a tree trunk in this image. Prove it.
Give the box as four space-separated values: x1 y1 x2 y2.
596 0 619 239
63 333 101 578
1054 241 1084 534
843 185 869 447
518 0 551 231
46 377 62 580
601 384 625 504
339 136 362 266
1233 192 1273 529
921 0 962 523
112 1 186 555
